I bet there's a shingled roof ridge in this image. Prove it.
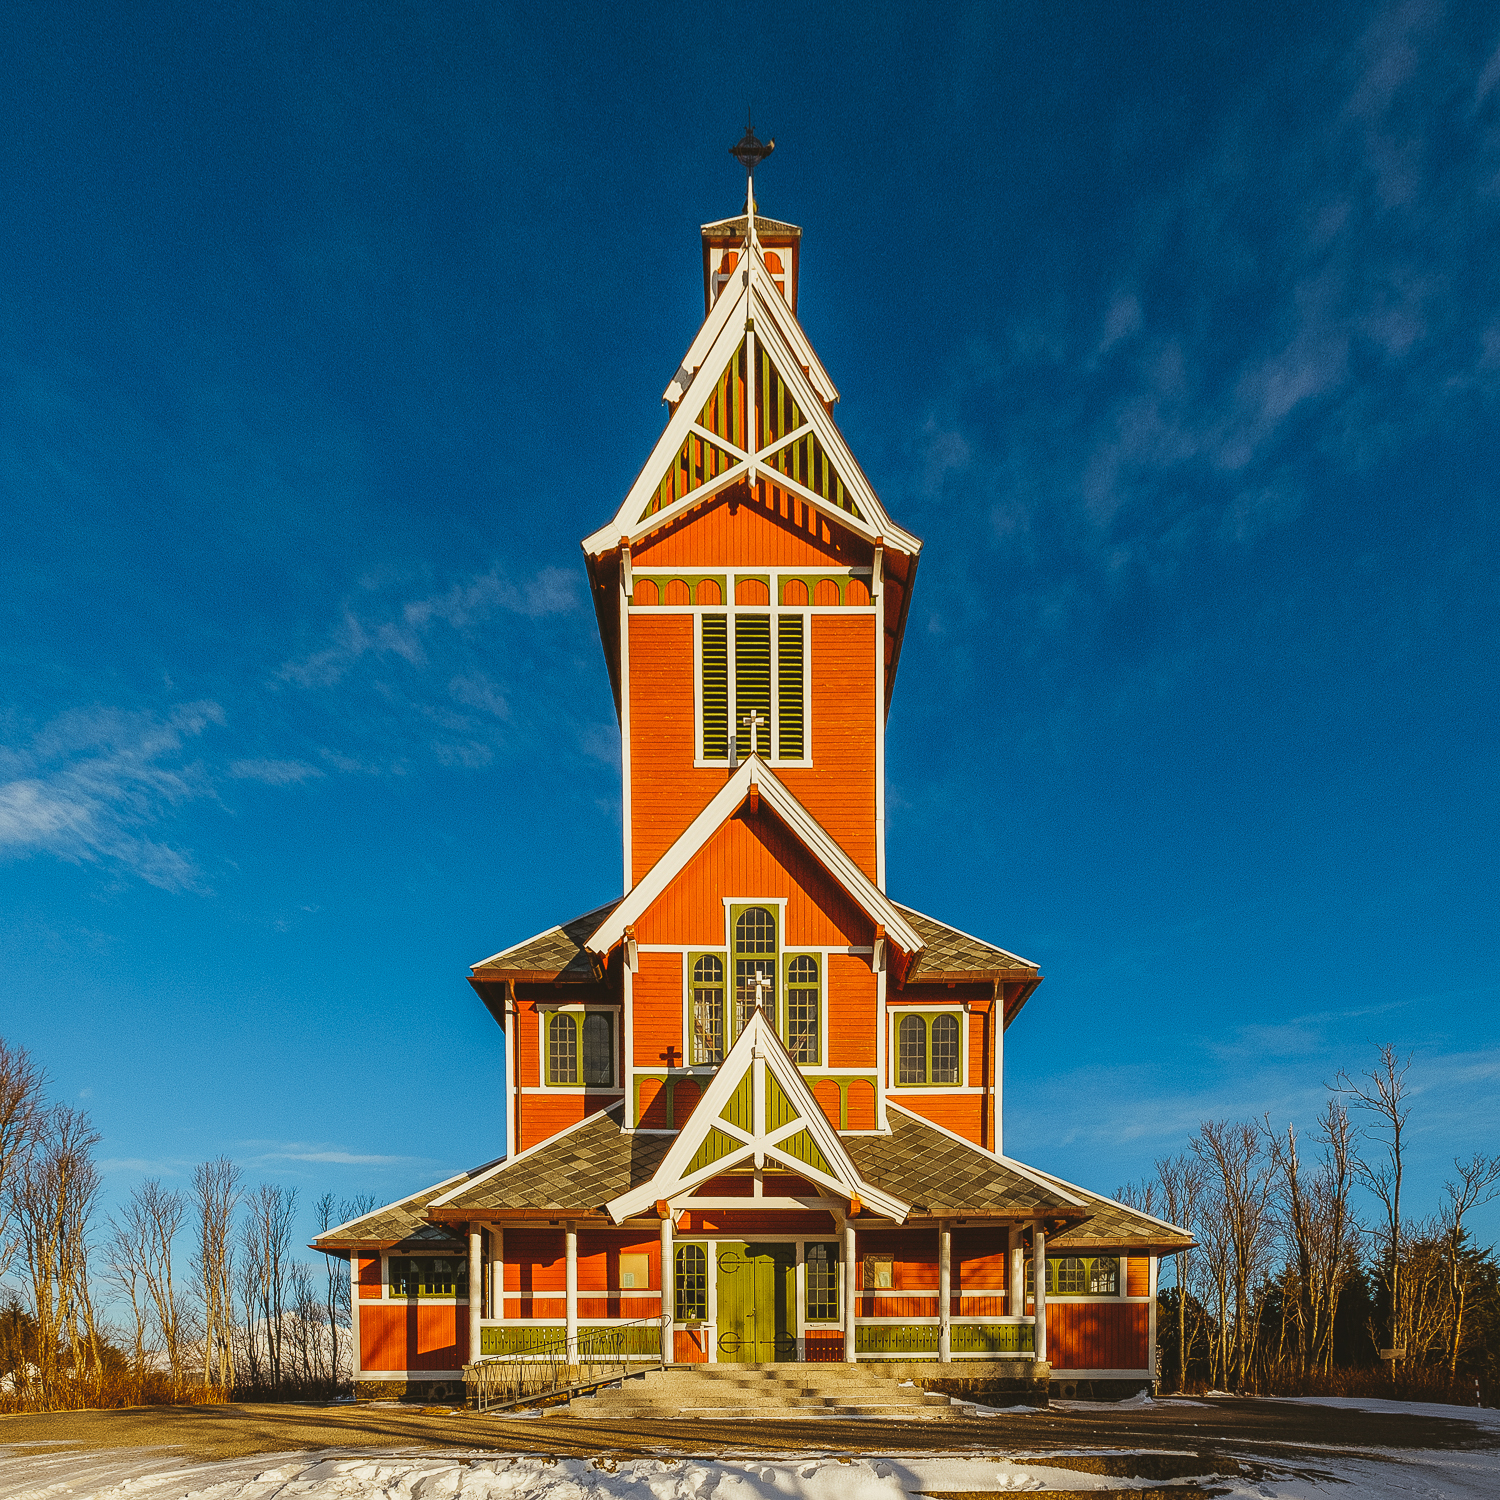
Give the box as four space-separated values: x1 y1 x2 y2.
891 900 1039 971
470 897 623 971
309 1152 507 1250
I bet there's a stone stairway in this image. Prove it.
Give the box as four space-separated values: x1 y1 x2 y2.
563 1362 973 1419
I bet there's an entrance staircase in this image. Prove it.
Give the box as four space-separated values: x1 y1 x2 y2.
563 1363 973 1419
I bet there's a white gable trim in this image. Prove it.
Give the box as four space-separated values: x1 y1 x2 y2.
584 757 924 959
605 1008 907 1223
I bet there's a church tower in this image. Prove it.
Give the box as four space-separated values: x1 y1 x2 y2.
317 130 1190 1399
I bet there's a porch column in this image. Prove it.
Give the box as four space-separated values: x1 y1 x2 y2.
467 1227 482 1365
1010 1227 1025 1317
565 1221 578 1365
1032 1224 1047 1365
937 1220 952 1363
660 1212 674 1365
490 1226 504 1322
843 1218 858 1363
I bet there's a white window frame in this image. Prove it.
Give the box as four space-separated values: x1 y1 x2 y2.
887 1005 969 1091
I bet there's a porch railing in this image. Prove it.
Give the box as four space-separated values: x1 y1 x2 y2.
466 1313 672 1413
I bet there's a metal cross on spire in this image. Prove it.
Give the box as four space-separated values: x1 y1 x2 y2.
730 114 774 237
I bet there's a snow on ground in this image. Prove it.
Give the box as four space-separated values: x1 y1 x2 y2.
1271 1394 1500 1427
2 1444 1500 1500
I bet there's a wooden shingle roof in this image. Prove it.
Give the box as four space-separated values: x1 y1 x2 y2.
470 900 621 981
310 1165 498 1253
894 904 1040 983
429 1107 673 1216
845 1106 1080 1219
1040 1178 1196 1254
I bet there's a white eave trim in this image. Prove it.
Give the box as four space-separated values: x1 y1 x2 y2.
584 757 924 960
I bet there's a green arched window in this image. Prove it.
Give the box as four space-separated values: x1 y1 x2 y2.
690 953 725 1064
548 1011 614 1086
733 905 777 1035
785 954 820 1064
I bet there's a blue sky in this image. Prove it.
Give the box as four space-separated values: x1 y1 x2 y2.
3 0 1498 1260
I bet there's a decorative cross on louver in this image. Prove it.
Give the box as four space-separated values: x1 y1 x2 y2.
740 707 766 763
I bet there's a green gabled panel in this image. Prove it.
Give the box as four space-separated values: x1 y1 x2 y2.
698 339 746 448
766 1069 800 1131
757 349 862 521
719 1070 753 1132
777 1128 830 1177
687 1126 741 1176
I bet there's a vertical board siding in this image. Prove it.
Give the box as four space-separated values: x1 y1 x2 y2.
1126 1258 1151 1297
359 1304 464 1371
897 1094 988 1147
845 1078 877 1128
675 1328 709 1362
1047 1302 1150 1372
522 1095 614 1151
634 813 873 947
629 614 718 883
853 1229 938 1289
638 1078 667 1129
358 1257 381 1299
827 956 877 1067
955 1230 1008 1292
813 1078 841 1128
633 952 684 1067
632 482 869 569
675 1078 702 1127
778 615 877 879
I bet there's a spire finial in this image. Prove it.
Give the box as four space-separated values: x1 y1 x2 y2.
730 118 774 178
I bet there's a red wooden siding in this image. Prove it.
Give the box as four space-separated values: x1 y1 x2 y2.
778 614 877 879
664 578 691 605
1127 1257 1150 1297
632 481 869 569
813 1079 841 1129
675 1078 702 1126
675 1328 709 1362
1047 1302 1150 1372
638 1077 668 1129
633 951 683 1067
827 956 877 1067
522 1095 615 1151
629 613 712 883
360 1304 464 1371
845 1078 877 1128
813 578 840 605
736 578 769 604
678 1210 837 1235
898 1093 989 1147
634 811 873 948
805 1331 843 1362
955 1230 1007 1292
358 1257 381 1299
853 1229 937 1289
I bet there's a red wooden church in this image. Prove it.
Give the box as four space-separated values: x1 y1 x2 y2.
316 130 1190 1402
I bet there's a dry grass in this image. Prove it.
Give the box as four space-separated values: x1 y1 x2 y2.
0 1368 230 1414
1181 1362 1490 1407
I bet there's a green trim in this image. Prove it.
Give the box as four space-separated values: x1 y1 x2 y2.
687 950 727 1066
719 1070 753 1131
777 1128 831 1176
892 1010 963 1087
856 1323 937 1357
1026 1254 1121 1298
783 951 821 1065
765 1069 800 1131
729 902 779 1038
631 572 728 604
701 614 729 760
953 1322 1035 1353
687 1125 741 1175
480 1323 663 1357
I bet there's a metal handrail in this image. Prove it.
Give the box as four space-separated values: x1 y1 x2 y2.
466 1312 672 1413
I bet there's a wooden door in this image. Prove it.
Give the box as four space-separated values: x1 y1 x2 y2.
715 1242 796 1362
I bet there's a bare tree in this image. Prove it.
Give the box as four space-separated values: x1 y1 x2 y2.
1155 1153 1204 1390
241 1183 297 1389
103 1213 154 1400
0 1038 47 1281
1440 1153 1500 1376
1193 1120 1276 1388
1334 1045 1412 1376
192 1158 241 1391
121 1180 189 1389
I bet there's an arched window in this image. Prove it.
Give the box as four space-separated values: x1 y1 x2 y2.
1054 1257 1087 1295
785 954 820 1065
898 1014 926 1084
675 1243 708 1322
734 906 777 1036
690 954 725 1065
764 252 784 273
1088 1256 1119 1294
548 1013 577 1084
930 1013 960 1084
581 1011 614 1087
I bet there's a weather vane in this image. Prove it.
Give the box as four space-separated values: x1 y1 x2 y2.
730 111 775 178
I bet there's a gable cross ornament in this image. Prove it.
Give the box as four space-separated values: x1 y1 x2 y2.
739 707 766 762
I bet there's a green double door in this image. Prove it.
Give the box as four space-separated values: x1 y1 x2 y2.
716 1242 796 1363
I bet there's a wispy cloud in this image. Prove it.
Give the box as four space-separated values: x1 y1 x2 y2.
229 758 325 785
0 702 224 890
256 1143 414 1166
908 0 1500 640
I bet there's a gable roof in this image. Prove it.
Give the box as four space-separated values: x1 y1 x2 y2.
1025 1166 1196 1254
309 1162 500 1253
587 757 923 962
581 231 920 560
427 1105 672 1216
605 1008 908 1223
470 900 621 981
895 903 1040 984
845 1105 1084 1219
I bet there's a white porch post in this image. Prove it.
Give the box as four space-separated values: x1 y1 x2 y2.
348 1255 360 1390
660 1212 674 1365
1033 1225 1048 1366
843 1218 858 1363
1010 1227 1025 1318
565 1221 579 1366
467 1228 482 1365
490 1226 504 1322
938 1220 952 1363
